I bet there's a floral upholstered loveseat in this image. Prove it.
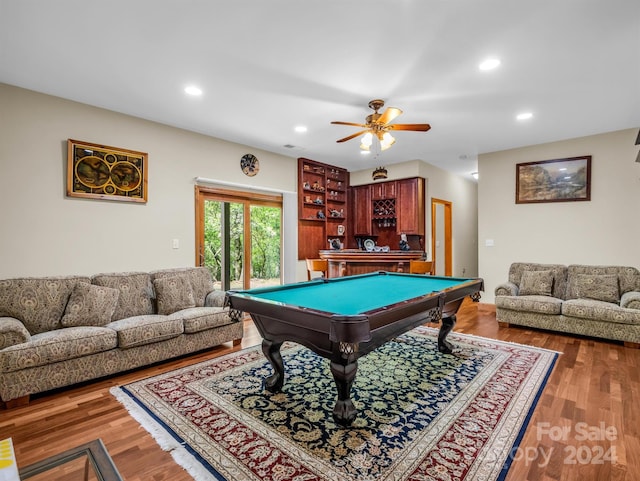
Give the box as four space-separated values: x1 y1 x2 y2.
0 267 243 406
495 263 640 346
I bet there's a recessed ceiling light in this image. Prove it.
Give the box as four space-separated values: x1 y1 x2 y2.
360 150 370 155
516 112 533 120
184 85 203 96
471 172 479 179
479 58 501 71
294 125 307 133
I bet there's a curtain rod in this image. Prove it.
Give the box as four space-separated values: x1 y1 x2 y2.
194 177 296 195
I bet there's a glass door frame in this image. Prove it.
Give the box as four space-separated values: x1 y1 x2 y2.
195 185 283 290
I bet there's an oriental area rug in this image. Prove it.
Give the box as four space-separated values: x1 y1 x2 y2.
111 327 558 481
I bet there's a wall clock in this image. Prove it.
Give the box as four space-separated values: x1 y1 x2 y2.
240 154 259 176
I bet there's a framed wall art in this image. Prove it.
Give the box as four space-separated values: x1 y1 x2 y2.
67 139 148 203
515 155 591 204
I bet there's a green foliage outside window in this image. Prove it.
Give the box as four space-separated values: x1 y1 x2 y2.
204 201 280 286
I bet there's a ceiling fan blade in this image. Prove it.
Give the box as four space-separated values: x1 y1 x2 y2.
336 130 369 143
331 121 368 128
387 123 431 132
377 107 402 125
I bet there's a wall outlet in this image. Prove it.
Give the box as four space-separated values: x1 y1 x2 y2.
172 239 180 249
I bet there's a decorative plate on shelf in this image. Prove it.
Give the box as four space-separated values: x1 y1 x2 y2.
363 239 375 252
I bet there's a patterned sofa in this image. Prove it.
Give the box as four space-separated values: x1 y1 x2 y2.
0 267 243 406
495 263 640 346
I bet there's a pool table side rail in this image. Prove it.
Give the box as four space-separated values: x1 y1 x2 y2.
226 276 483 351
227 272 483 319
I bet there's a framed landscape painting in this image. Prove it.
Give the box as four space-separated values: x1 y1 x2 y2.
67 139 148 203
516 156 591 204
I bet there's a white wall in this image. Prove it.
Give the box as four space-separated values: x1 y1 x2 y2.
478 128 640 303
350 159 479 277
0 83 298 278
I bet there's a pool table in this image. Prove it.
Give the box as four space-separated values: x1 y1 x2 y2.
227 271 483 426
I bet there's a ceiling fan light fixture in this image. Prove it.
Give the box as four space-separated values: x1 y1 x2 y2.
360 132 373 150
332 99 429 152
380 132 395 151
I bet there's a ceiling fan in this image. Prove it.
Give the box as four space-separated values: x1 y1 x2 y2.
331 99 431 151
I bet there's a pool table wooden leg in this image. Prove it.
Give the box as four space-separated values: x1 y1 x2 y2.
261 339 285 392
438 314 456 354
330 360 358 427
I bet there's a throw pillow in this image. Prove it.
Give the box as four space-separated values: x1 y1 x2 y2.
61 282 120 327
154 275 196 315
574 274 620 303
519 270 554 296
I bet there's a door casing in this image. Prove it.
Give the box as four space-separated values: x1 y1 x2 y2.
430 198 452 276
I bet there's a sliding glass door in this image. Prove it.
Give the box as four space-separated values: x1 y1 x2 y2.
248 204 281 289
196 186 282 290
202 199 245 289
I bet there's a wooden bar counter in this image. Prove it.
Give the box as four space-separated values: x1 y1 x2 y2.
318 249 424 277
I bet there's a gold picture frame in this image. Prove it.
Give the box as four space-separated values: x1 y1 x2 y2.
516 156 591 204
67 139 148 203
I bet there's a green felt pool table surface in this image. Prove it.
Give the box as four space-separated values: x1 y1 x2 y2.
241 272 473 316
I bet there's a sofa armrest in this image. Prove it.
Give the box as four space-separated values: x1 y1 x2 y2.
0 317 31 350
495 281 519 297
621 291 640 310
205 290 243 322
205 290 227 308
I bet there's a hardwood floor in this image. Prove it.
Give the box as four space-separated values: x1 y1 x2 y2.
1 300 638 480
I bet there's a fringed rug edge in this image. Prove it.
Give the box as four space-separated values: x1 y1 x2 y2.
109 386 222 481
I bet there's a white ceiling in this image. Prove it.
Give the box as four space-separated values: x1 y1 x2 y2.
1 0 639 179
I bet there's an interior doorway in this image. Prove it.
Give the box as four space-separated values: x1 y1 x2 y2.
431 198 452 276
195 186 282 290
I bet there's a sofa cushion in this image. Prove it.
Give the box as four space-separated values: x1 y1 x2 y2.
0 276 91 334
169 307 231 334
107 315 183 348
0 327 117 373
519 270 554 296
572 274 619 303
61 283 120 327
0 317 31 350
153 276 196 315
495 295 563 315
151 267 214 307
562 299 640 325
92 272 154 321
